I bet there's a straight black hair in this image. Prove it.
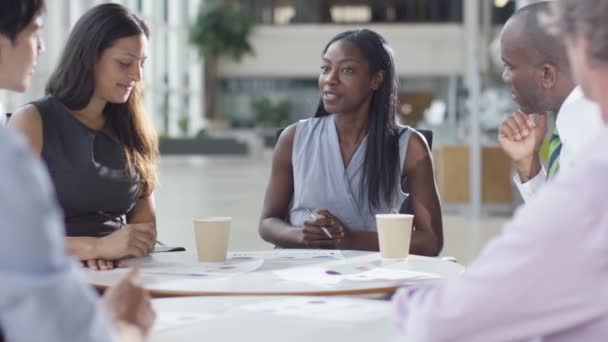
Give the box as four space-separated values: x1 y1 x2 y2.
315 29 400 210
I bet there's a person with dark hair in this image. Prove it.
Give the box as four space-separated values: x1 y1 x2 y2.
0 0 45 93
9 3 158 271
259 29 443 256
0 0 154 340
392 2 608 339
498 1 602 201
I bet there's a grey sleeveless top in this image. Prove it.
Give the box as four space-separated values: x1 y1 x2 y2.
33 95 140 237
289 115 412 231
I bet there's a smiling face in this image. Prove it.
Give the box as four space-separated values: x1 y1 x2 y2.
92 33 147 104
318 39 382 117
0 14 44 92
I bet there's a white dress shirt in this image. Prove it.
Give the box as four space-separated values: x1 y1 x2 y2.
393 123 608 341
0 127 116 341
514 86 603 201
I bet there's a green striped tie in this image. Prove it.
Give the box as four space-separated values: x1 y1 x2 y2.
547 128 562 179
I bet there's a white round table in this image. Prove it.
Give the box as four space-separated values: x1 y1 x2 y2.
85 250 463 297
151 296 404 342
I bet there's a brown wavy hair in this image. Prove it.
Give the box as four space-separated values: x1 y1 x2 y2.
45 3 157 197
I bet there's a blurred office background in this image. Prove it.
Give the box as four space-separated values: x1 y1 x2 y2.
0 0 547 264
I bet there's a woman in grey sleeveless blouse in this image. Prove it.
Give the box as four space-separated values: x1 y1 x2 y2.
259 30 443 256
9 4 158 270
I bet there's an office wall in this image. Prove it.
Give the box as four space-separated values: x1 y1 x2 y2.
219 24 466 78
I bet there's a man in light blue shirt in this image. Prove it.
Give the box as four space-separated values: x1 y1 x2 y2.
0 0 155 340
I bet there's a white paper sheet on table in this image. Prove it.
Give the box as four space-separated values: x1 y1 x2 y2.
153 312 216 333
344 268 439 281
122 258 264 277
229 250 344 260
273 260 439 286
240 297 389 322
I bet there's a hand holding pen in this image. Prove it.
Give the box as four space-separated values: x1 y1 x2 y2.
94 211 157 260
307 208 333 238
302 208 345 248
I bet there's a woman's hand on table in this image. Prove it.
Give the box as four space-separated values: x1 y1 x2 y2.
94 223 156 259
84 259 121 271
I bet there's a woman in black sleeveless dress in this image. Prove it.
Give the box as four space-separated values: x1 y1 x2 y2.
9 3 158 271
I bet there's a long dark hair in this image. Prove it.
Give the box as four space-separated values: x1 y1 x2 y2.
315 29 400 210
46 3 157 197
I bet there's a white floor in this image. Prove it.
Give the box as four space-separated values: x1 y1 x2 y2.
155 152 510 266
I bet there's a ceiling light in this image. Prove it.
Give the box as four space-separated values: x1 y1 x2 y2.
494 0 510 8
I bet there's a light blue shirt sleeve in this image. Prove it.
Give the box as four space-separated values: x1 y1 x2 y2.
0 128 116 342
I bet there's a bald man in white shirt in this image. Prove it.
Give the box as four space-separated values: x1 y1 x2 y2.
498 2 603 201
393 2 608 340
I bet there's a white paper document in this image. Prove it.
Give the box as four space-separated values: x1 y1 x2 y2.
344 268 439 281
153 312 216 333
240 297 390 322
273 259 439 285
125 258 264 277
229 250 344 260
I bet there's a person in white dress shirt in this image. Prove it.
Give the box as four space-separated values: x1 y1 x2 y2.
392 1 608 340
0 0 155 341
497 1 603 201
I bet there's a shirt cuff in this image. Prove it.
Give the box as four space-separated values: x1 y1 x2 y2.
392 281 439 335
513 166 546 202
393 286 418 335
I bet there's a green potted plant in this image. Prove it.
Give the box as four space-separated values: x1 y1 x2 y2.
251 96 292 147
189 1 254 121
177 115 190 136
